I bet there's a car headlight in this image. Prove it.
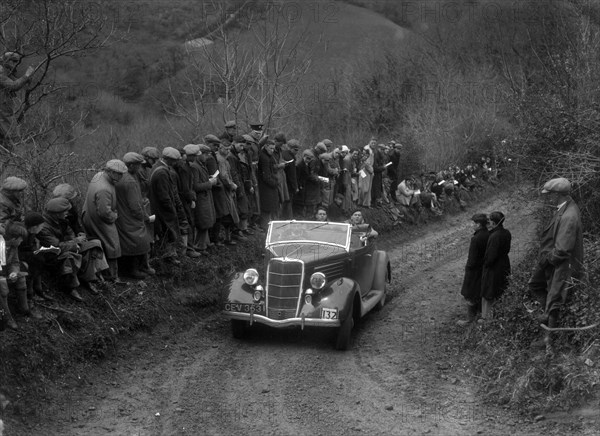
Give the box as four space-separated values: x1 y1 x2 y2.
243 268 259 286
310 272 326 290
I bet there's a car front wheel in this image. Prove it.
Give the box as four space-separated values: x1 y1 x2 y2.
335 303 354 351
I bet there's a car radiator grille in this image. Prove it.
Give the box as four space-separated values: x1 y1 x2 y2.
266 259 303 320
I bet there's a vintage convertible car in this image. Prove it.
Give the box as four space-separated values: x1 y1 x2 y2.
222 220 391 350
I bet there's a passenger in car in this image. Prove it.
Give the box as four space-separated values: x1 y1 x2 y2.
314 206 328 222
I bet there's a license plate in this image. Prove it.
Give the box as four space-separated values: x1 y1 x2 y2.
321 308 338 320
224 303 265 314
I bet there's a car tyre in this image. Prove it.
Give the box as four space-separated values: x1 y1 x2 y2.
231 319 248 339
335 302 354 351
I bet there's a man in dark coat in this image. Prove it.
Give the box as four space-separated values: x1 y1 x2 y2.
457 213 490 326
191 144 217 251
0 52 34 144
528 177 584 346
115 152 152 279
257 141 280 230
294 149 322 219
148 147 188 264
481 211 511 320
280 139 299 219
174 146 202 258
229 136 253 236
371 143 388 206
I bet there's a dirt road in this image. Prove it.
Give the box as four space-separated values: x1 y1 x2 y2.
30 189 568 436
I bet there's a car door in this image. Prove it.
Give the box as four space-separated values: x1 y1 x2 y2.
350 237 376 297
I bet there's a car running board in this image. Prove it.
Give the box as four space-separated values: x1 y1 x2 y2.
361 290 385 316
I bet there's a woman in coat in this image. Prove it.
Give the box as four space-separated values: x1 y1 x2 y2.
294 149 321 218
457 213 490 326
481 211 511 320
358 144 374 207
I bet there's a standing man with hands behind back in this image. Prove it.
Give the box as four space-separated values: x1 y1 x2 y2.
528 177 584 347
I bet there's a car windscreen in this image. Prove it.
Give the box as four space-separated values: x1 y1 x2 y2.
267 221 350 248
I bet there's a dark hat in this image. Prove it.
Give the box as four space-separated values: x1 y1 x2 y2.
1 176 27 191
204 134 221 144
224 120 236 128
232 135 246 144
24 212 45 228
541 177 571 194
46 197 72 213
52 183 78 200
489 211 505 225
274 132 287 143
288 139 300 149
5 222 27 240
471 213 488 225
122 152 145 164
249 122 264 130
141 146 160 159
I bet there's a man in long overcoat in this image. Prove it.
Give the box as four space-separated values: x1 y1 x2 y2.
148 147 188 263
481 211 511 320
528 177 584 344
216 141 240 245
191 144 217 251
457 213 490 326
294 149 321 219
258 141 280 229
115 152 152 279
83 160 127 282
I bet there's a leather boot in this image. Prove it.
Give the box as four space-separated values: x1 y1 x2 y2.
138 254 155 275
182 235 202 258
0 295 17 330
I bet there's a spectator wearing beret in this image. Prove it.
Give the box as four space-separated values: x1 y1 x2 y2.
457 213 490 326
115 152 153 279
39 198 107 301
481 211 512 322
148 147 188 263
529 177 584 348
52 183 84 235
0 176 27 236
82 160 127 283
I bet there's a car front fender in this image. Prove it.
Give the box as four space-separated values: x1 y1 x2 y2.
222 272 255 304
300 277 359 321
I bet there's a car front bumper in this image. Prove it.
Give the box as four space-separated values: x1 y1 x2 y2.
224 311 342 328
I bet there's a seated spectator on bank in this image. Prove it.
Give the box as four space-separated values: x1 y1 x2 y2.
314 206 328 222
20 212 53 302
52 183 84 235
396 176 421 209
38 197 108 302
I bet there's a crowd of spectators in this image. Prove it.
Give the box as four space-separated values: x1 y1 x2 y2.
0 120 502 331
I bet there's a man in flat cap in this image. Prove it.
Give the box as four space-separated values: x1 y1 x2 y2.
174 146 202 258
0 176 27 236
0 52 35 145
139 147 160 197
52 183 85 235
220 120 237 144
148 147 188 263
457 213 490 326
82 160 127 284
529 177 584 348
115 152 153 279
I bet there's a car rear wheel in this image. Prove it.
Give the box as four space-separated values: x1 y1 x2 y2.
335 303 354 351
231 320 248 339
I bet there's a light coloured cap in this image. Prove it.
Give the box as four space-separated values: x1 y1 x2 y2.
340 145 350 153
315 142 327 152
322 139 333 147
122 152 145 164
287 139 300 149
141 146 160 159
105 159 127 173
1 176 27 191
162 147 181 160
204 134 221 144
183 143 200 155
46 197 72 213
52 183 77 199
198 144 211 153
541 177 571 194
225 120 236 128
242 134 256 143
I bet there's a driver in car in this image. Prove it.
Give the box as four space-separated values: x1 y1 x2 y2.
346 209 378 244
